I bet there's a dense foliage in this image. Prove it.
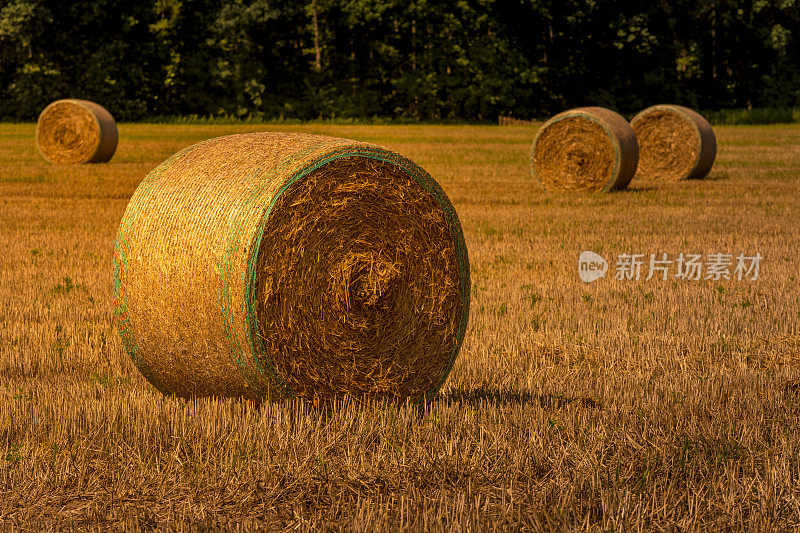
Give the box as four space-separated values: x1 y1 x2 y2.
1 0 799 121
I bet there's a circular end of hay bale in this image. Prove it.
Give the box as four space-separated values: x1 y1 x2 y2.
35 99 118 164
631 105 716 180
113 133 470 402
530 107 639 192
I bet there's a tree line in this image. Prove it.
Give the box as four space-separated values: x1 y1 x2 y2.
1 0 798 121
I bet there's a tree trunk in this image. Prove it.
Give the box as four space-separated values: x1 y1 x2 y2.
311 0 322 71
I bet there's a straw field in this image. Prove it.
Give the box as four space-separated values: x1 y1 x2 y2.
1 122 799 531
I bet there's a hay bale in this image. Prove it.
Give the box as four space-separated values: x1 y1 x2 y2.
113 132 470 402
35 99 118 164
530 107 639 192
630 105 716 180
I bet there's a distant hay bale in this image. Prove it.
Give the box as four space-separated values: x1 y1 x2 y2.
631 105 716 180
36 99 118 164
530 107 639 192
498 115 535 126
113 132 470 402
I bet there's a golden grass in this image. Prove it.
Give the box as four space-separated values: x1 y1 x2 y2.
1 122 800 531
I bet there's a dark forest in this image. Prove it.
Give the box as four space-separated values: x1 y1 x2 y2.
1 0 798 121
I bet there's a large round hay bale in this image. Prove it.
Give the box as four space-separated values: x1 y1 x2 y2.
36 99 118 164
630 105 716 180
530 107 639 192
113 132 470 402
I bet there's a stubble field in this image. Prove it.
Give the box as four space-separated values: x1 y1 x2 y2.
1 122 799 531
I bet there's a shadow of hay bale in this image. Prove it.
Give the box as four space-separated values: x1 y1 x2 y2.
441 387 602 409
